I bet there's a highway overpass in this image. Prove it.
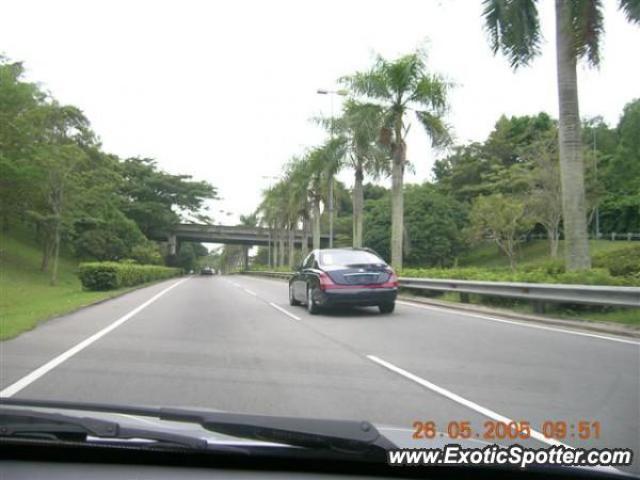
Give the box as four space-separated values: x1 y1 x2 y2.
149 223 331 254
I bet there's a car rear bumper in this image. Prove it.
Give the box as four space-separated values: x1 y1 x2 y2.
316 287 397 307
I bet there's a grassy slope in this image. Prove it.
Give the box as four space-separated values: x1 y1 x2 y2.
453 240 639 326
0 230 133 340
458 240 626 268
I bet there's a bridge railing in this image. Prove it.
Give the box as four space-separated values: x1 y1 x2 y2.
240 271 640 310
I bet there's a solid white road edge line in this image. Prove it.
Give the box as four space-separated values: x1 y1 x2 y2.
0 277 190 398
396 300 640 346
366 354 567 449
268 302 301 321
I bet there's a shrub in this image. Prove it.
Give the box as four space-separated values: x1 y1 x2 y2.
78 262 182 291
399 266 639 286
593 245 640 278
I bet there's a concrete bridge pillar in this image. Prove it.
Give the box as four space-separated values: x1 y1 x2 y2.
168 234 177 256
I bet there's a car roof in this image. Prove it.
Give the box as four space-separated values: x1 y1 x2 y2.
313 247 384 259
315 247 374 252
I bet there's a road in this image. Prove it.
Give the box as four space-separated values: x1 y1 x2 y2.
1 274 639 472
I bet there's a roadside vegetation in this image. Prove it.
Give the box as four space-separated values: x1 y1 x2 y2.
3 2 640 335
0 230 152 340
1 58 217 338
241 2 640 279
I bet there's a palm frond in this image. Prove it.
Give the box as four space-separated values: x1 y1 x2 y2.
569 0 605 66
619 0 640 24
415 111 452 149
410 74 450 113
385 53 422 98
339 57 392 101
482 0 542 69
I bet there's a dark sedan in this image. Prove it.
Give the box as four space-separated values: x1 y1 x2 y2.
288 248 398 314
200 266 214 275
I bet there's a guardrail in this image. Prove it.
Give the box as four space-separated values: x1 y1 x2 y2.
240 271 640 311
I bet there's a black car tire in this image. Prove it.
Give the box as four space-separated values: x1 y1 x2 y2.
289 284 300 306
378 302 395 314
307 286 320 315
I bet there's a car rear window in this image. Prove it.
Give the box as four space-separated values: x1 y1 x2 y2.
319 250 384 266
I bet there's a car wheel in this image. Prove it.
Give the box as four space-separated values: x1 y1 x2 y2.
307 286 319 315
289 283 300 306
378 302 395 314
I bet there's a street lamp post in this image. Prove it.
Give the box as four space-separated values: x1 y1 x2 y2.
592 129 600 239
317 88 348 248
261 175 280 267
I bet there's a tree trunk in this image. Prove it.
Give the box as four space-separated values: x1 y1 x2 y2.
241 246 248 270
288 227 295 269
352 162 364 248
272 230 278 267
548 226 560 258
301 216 309 258
278 229 285 267
312 196 321 250
41 237 53 272
50 222 61 285
555 0 591 271
390 120 405 270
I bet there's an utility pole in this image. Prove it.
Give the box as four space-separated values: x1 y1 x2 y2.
261 175 280 267
593 129 600 239
316 88 347 248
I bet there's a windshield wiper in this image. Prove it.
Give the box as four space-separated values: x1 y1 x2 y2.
0 398 395 459
0 407 208 450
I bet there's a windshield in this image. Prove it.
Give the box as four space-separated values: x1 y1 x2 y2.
320 251 384 266
1 1 638 475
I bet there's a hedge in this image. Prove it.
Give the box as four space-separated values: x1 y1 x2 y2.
593 245 640 278
78 262 183 291
399 267 639 287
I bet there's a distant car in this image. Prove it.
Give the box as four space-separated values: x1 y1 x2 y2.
200 267 214 275
288 248 398 314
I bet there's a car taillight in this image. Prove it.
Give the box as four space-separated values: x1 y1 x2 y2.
381 270 399 288
318 272 337 290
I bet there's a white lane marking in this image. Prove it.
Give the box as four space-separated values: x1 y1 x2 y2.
366 355 568 448
243 288 257 296
397 300 640 346
0 278 190 398
231 282 241 288
268 302 301 321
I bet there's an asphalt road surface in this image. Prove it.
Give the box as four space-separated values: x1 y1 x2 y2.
1 274 639 472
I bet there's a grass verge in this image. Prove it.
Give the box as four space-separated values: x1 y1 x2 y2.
416 291 639 327
1 231 154 340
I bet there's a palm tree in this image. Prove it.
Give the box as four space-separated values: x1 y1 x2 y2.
341 51 451 269
337 101 388 247
315 101 388 247
284 156 314 262
257 183 287 267
238 213 258 270
482 0 639 270
306 142 340 249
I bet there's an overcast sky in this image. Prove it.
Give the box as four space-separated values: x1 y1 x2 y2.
2 0 639 225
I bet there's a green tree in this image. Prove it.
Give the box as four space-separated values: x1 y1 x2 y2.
338 101 388 247
599 99 640 232
433 113 556 202
119 157 217 237
342 50 451 269
0 59 44 231
363 184 468 267
468 193 535 270
520 131 563 257
30 104 95 284
482 0 640 270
